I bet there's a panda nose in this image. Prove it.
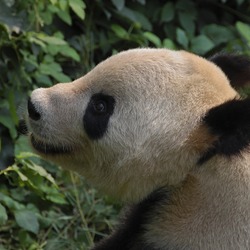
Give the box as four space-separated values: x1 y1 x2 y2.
28 98 41 121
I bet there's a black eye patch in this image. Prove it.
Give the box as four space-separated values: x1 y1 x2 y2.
83 93 115 140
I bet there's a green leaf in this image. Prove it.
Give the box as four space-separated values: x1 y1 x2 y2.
34 74 52 87
43 55 54 64
59 0 67 10
161 2 174 23
111 24 128 38
54 31 64 39
133 11 152 31
16 152 38 159
37 34 67 45
120 7 136 22
178 12 195 36
60 46 80 61
0 204 8 225
162 38 176 50
111 0 125 10
57 10 72 25
69 0 86 20
16 170 29 182
25 162 57 185
46 44 61 56
40 7 53 25
176 28 189 49
143 32 161 47
50 71 71 82
47 45 60 56
236 21 250 43
0 193 25 210
39 61 71 82
39 62 62 75
191 35 214 55
202 24 235 45
15 137 33 156
48 3 60 13
14 210 39 234
46 191 67 204
28 36 46 48
0 244 7 250
21 50 39 71
18 230 34 248
49 0 57 4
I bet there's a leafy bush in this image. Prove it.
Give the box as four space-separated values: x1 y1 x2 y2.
0 0 250 249
0 153 118 249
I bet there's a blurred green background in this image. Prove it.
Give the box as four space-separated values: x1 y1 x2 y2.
0 0 250 249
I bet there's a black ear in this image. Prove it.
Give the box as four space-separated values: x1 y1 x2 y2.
198 98 250 165
209 54 250 89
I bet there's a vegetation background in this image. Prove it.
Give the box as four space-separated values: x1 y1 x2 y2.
0 0 250 249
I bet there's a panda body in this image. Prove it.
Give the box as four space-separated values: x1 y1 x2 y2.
25 48 250 249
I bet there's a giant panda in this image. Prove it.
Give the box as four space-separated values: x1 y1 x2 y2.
24 48 250 249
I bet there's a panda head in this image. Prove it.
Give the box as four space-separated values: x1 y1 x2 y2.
25 48 250 203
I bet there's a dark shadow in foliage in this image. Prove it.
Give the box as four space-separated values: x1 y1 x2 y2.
0 125 15 169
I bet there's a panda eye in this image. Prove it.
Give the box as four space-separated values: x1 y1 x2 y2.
84 93 115 140
93 100 107 114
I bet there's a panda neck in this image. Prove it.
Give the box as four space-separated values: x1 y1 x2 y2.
137 160 250 249
180 156 250 222
171 155 250 230
193 155 250 199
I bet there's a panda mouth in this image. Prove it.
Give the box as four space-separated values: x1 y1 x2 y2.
18 119 72 155
30 134 72 155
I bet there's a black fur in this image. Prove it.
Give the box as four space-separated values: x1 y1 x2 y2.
83 93 115 140
210 54 250 89
198 98 250 165
28 97 41 121
92 188 172 250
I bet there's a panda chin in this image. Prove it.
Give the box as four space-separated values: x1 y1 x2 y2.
30 134 71 155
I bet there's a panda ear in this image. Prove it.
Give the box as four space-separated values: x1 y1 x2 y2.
198 98 250 165
209 54 250 89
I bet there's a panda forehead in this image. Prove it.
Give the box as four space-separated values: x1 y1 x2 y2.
94 48 190 75
84 49 193 93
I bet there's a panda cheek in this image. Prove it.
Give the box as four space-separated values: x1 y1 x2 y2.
83 94 115 140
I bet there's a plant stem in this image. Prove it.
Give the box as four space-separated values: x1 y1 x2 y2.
70 172 94 247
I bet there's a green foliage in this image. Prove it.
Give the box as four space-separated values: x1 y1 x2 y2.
236 21 250 45
0 0 250 249
0 154 118 249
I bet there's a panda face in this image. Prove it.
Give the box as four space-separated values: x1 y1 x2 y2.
26 48 238 202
